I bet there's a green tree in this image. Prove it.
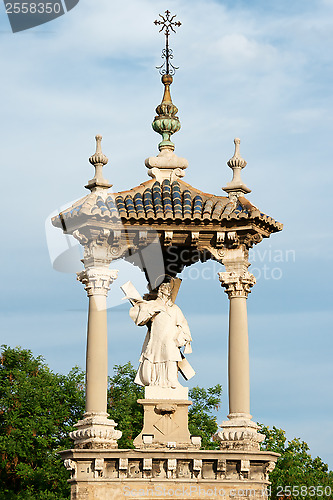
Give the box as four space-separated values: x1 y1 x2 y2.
259 424 333 499
0 345 85 500
188 384 223 449
107 362 144 448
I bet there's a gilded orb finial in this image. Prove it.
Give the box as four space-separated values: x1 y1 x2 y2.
85 135 112 192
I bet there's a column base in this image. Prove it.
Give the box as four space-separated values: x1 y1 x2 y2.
214 413 265 451
70 412 122 449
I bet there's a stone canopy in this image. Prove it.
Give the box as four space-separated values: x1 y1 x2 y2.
52 172 282 288
52 74 282 290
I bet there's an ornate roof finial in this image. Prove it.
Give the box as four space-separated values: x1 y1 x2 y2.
152 11 182 152
85 135 112 192
154 10 181 77
223 138 251 197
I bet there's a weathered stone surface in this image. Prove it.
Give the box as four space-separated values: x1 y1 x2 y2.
60 448 279 500
133 398 198 450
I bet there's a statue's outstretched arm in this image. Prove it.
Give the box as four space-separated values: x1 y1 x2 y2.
129 300 165 326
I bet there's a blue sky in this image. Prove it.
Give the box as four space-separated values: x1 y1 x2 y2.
1 0 333 468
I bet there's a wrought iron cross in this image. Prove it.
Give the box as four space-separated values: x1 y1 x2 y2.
154 10 181 76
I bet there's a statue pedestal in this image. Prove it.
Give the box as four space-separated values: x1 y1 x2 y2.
134 396 199 450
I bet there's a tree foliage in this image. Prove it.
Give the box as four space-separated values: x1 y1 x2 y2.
259 424 333 499
107 362 144 448
0 345 85 500
188 384 223 449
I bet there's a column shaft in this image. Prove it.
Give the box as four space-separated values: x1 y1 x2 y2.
228 296 250 416
86 294 108 415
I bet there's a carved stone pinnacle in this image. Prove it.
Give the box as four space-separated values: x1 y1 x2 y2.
89 134 108 167
223 138 251 197
86 135 111 192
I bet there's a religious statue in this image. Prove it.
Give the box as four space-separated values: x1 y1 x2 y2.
121 280 194 389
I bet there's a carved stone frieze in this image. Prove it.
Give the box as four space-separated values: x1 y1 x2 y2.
217 459 227 472
64 458 77 478
119 458 128 470
96 228 110 245
143 458 152 471
243 233 263 249
164 231 173 246
72 230 89 245
82 231 112 268
193 459 202 471
80 228 131 267
61 451 279 489
204 246 225 263
168 458 177 471
94 458 104 478
112 229 122 245
216 232 225 248
218 271 256 299
77 267 118 297
191 232 199 244
110 242 134 260
226 231 239 247
139 230 148 244
239 459 251 479
265 461 276 480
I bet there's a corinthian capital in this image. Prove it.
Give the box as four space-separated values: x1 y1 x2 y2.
218 271 256 299
77 267 118 297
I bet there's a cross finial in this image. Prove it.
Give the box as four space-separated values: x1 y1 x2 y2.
154 10 181 76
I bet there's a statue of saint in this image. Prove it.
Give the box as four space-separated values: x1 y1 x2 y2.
122 280 193 389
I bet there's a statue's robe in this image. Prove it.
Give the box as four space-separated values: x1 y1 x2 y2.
130 298 192 388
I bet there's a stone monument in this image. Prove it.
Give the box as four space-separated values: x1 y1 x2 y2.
122 278 197 451
53 10 283 499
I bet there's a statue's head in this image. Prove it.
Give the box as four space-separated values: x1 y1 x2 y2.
158 282 172 301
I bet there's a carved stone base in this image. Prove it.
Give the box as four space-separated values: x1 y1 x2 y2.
60 448 279 500
134 399 200 450
215 413 265 451
70 412 122 449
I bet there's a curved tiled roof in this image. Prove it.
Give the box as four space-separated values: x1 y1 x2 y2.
52 178 282 231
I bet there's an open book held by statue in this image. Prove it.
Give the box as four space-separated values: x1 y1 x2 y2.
121 279 195 389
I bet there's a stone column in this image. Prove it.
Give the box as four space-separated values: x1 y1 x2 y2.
70 267 122 449
219 271 255 419
215 250 264 451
